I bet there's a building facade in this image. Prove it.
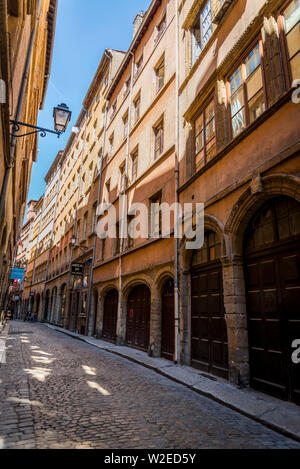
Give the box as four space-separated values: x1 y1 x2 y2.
0 0 58 317
18 0 300 405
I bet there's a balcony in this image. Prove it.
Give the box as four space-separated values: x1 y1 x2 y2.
212 0 233 24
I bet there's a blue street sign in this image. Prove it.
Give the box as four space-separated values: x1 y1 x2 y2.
11 268 25 280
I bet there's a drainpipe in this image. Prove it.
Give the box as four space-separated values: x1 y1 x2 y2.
0 0 42 225
174 0 181 365
85 50 113 337
117 51 135 344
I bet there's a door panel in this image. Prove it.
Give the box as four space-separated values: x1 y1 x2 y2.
161 280 175 361
245 197 300 404
102 290 118 343
126 285 150 352
191 263 228 379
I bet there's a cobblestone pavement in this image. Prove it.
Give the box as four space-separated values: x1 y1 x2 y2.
0 321 299 450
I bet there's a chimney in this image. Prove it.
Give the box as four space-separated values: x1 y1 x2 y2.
133 11 144 38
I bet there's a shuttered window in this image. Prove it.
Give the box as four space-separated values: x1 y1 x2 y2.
283 0 300 81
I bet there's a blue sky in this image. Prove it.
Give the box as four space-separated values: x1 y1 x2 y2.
27 0 150 203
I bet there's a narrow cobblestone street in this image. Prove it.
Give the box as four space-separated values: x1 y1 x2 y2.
0 321 299 450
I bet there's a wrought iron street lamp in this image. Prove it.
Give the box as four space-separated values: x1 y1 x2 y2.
71 235 88 252
10 103 71 138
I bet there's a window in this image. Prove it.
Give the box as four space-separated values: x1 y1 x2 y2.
124 77 131 98
92 205 97 232
111 101 117 121
100 238 106 261
105 179 111 203
154 120 164 159
191 0 212 64
92 121 97 142
156 58 165 92
81 174 86 195
123 112 129 140
127 215 135 249
194 99 216 170
283 0 300 81
134 95 141 123
135 56 143 79
120 163 126 192
228 42 266 139
88 164 93 186
150 191 162 238
114 222 120 255
156 15 166 43
131 150 138 182
109 133 114 158
83 213 88 239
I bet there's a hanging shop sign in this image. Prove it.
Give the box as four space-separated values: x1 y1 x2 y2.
10 268 25 280
71 263 84 276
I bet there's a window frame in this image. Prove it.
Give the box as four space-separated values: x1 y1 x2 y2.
153 119 164 160
226 38 268 142
278 0 300 88
193 93 216 173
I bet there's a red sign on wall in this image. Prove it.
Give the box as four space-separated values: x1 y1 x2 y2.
129 309 134 319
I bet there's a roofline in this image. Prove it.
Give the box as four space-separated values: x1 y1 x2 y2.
44 150 64 183
60 48 119 163
107 0 161 100
40 0 58 109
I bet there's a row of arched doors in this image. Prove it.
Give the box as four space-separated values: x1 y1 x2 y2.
98 196 300 404
101 281 175 359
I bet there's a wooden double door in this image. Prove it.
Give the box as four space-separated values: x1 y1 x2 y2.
161 279 175 361
102 289 118 343
126 285 150 352
191 261 229 379
245 196 300 404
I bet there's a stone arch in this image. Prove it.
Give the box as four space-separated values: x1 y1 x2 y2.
179 213 230 272
94 284 119 339
179 213 230 366
57 283 67 326
122 275 153 301
153 268 175 298
225 174 300 256
222 174 300 386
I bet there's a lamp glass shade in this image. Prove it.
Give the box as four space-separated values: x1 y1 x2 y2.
53 103 71 133
71 235 77 246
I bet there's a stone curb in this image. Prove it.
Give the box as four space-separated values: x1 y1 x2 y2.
41 322 300 443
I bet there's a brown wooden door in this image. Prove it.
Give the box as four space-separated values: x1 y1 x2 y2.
126 285 150 351
161 279 175 361
245 197 300 404
102 289 118 342
191 262 229 379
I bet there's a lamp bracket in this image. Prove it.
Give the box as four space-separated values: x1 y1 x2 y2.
10 120 62 138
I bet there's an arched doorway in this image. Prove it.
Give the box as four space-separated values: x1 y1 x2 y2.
102 289 118 342
58 284 67 326
126 284 150 352
50 287 57 323
191 231 229 379
44 290 50 321
244 196 300 404
92 290 99 337
35 294 40 318
161 278 175 361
